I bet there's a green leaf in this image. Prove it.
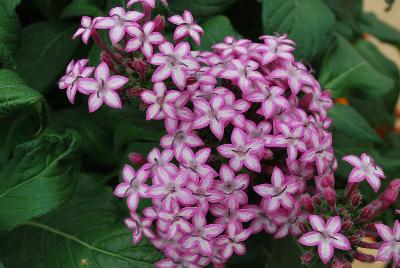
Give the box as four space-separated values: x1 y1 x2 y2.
318 35 394 99
0 69 43 119
168 0 237 19
61 0 103 19
361 12 400 47
329 104 382 144
0 131 80 231
195 15 242 51
16 22 79 93
262 0 335 61
0 0 22 67
0 175 163 267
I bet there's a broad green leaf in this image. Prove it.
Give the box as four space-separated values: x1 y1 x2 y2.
0 260 3 268
0 175 163 267
318 35 394 99
195 15 242 51
329 104 382 144
0 131 80 230
61 0 103 19
361 13 400 46
264 237 304 268
168 0 237 19
262 0 335 61
0 0 22 67
16 22 79 93
0 69 43 119
31 0 71 20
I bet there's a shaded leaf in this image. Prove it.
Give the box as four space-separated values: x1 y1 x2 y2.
262 0 335 61
361 12 400 46
168 0 237 19
0 69 43 119
61 0 103 19
195 15 242 51
16 22 79 93
0 0 22 67
0 175 163 267
329 104 383 144
0 131 80 230
318 35 394 98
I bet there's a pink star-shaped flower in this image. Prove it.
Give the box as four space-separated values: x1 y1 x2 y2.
155 247 200 268
253 167 299 212
150 42 199 89
343 154 385 192
141 82 181 120
213 36 250 57
72 16 99 44
375 221 400 265
217 128 264 172
220 58 264 93
58 59 94 103
299 215 351 264
158 201 195 239
256 34 295 64
182 210 225 256
178 146 217 181
215 222 252 260
300 132 334 175
142 148 177 181
246 85 289 119
192 96 235 140
168 10 204 45
95 7 144 44
114 164 149 211
146 171 196 209
186 176 224 213
125 21 164 58
124 213 154 244
78 62 128 112
127 0 155 8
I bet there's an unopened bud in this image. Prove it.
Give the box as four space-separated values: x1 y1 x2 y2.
333 259 352 268
154 15 165 32
300 251 313 265
186 76 198 85
299 222 308 233
323 187 336 208
353 252 375 263
101 52 116 72
342 218 353 231
348 235 360 245
263 149 274 160
300 194 314 213
357 206 375 222
128 152 146 165
350 190 362 208
321 176 333 188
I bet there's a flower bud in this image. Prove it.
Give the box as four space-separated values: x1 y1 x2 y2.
263 149 274 160
322 187 336 209
350 190 362 208
352 252 375 263
356 206 375 222
154 15 165 32
321 176 333 188
186 76 198 86
300 251 313 265
126 88 146 99
128 58 148 75
128 152 146 165
101 52 117 72
333 258 352 268
299 222 308 233
348 235 360 245
300 194 314 213
342 218 353 231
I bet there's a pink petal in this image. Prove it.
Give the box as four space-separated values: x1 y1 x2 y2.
331 234 351 250
376 223 394 241
95 62 110 81
107 75 128 90
152 65 171 82
326 216 342 234
122 164 136 182
309 215 325 232
88 93 103 113
104 91 122 109
318 241 334 264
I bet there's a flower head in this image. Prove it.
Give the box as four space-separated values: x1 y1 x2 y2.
168 10 204 45
375 221 400 265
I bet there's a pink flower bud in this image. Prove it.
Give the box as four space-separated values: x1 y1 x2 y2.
356 206 375 222
300 194 314 213
350 190 362 208
352 252 375 263
342 218 353 231
300 251 313 265
333 258 352 268
128 152 146 165
263 149 274 160
348 235 360 245
186 76 198 85
153 15 165 32
321 176 333 188
322 187 336 208
126 88 146 99
299 222 308 233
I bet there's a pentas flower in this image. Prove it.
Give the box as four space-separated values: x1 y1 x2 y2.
73 16 98 44
215 223 252 260
160 122 203 156
125 21 164 58
78 62 128 112
245 204 277 234
246 85 289 119
114 164 149 211
127 0 155 8
273 204 308 239
299 215 351 264
375 221 400 265
158 201 195 239
178 146 216 181
300 132 334 175
141 82 181 120
343 154 385 192
220 58 264 93
253 167 299 212
210 202 255 227
214 164 250 206
58 59 94 103
182 210 225 256
213 36 250 57
168 10 204 45
193 96 235 140
270 61 315 96
95 7 144 44
217 128 264 172
150 42 199 89
142 148 177 178
257 34 295 64
186 176 224 213
125 213 154 244
155 247 200 268
146 171 196 209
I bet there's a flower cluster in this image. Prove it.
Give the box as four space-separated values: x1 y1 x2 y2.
60 1 400 267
